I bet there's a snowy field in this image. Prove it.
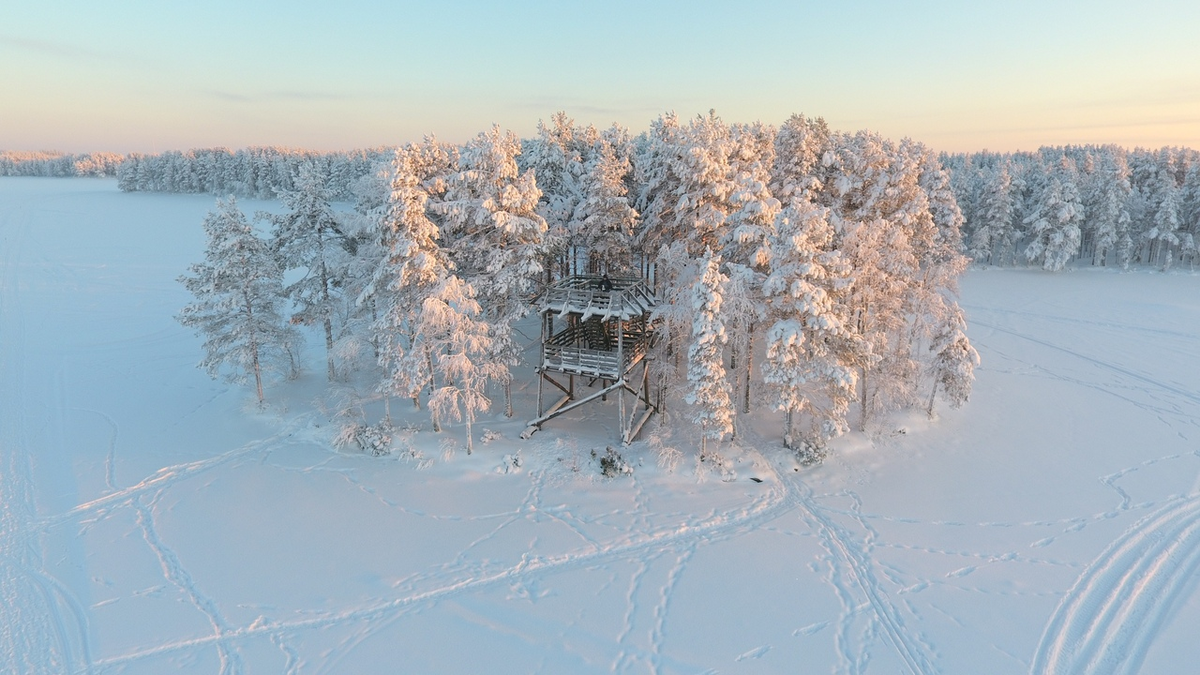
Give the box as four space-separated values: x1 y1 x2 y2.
3 177 1200 674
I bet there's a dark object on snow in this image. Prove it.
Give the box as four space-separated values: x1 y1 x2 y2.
749 477 763 483
597 274 614 291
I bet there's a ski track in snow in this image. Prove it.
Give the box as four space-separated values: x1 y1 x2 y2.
86 460 797 671
1031 495 1200 674
971 318 1200 408
38 414 316 530
1 198 94 674
780 473 938 675
972 309 1200 672
6 182 1199 673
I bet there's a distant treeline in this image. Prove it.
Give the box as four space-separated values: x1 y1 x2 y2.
1 147 393 200
944 145 1200 270
0 151 124 178
116 147 395 200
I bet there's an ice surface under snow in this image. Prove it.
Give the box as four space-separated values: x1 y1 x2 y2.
3 178 1200 674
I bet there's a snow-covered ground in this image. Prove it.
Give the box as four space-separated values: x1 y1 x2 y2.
3 177 1200 674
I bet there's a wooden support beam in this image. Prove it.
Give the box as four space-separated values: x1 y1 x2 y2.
541 370 572 397
526 380 624 428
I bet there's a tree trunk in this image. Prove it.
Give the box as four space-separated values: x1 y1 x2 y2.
320 256 335 381
742 325 753 415
784 408 794 449
859 366 869 432
252 349 264 405
245 291 265 405
323 316 335 381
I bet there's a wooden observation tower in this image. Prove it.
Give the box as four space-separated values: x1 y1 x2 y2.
522 275 659 445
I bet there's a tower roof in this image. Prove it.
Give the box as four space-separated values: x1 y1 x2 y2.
537 275 657 321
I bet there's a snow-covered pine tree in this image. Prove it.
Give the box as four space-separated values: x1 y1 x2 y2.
1145 168 1182 269
571 137 638 275
819 131 919 428
332 164 393 374
177 198 299 405
1024 156 1083 271
761 200 860 450
436 126 548 417
685 250 734 457
910 144 973 412
970 164 1014 265
1088 152 1132 266
642 112 742 416
1180 163 1200 267
369 140 457 414
722 121 780 415
269 161 351 380
521 112 594 276
770 113 830 205
926 306 980 414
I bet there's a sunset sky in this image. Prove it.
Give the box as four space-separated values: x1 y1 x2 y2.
3 0 1199 154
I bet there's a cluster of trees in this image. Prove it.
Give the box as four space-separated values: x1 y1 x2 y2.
178 112 978 458
946 145 1200 270
0 150 123 177
117 146 392 200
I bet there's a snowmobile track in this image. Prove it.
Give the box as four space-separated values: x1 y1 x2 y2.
1031 495 1200 674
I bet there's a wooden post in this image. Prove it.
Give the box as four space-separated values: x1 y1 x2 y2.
537 310 546 417
617 315 626 441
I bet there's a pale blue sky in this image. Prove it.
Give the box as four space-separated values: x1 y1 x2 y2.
3 0 1198 153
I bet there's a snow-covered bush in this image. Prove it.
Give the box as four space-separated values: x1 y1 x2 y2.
334 421 394 456
595 446 632 478
793 437 828 467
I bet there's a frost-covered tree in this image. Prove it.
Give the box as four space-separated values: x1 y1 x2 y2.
331 165 393 374
1180 163 1200 267
770 113 830 204
820 131 922 427
1088 152 1132 266
436 126 548 417
926 306 980 414
177 199 299 405
269 162 351 380
685 251 734 456
571 138 638 274
762 200 860 448
1145 168 1182 268
367 139 500 447
1024 157 1083 271
722 121 780 414
969 164 1014 265
423 275 503 454
369 140 456 412
521 112 595 276
640 112 742 413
